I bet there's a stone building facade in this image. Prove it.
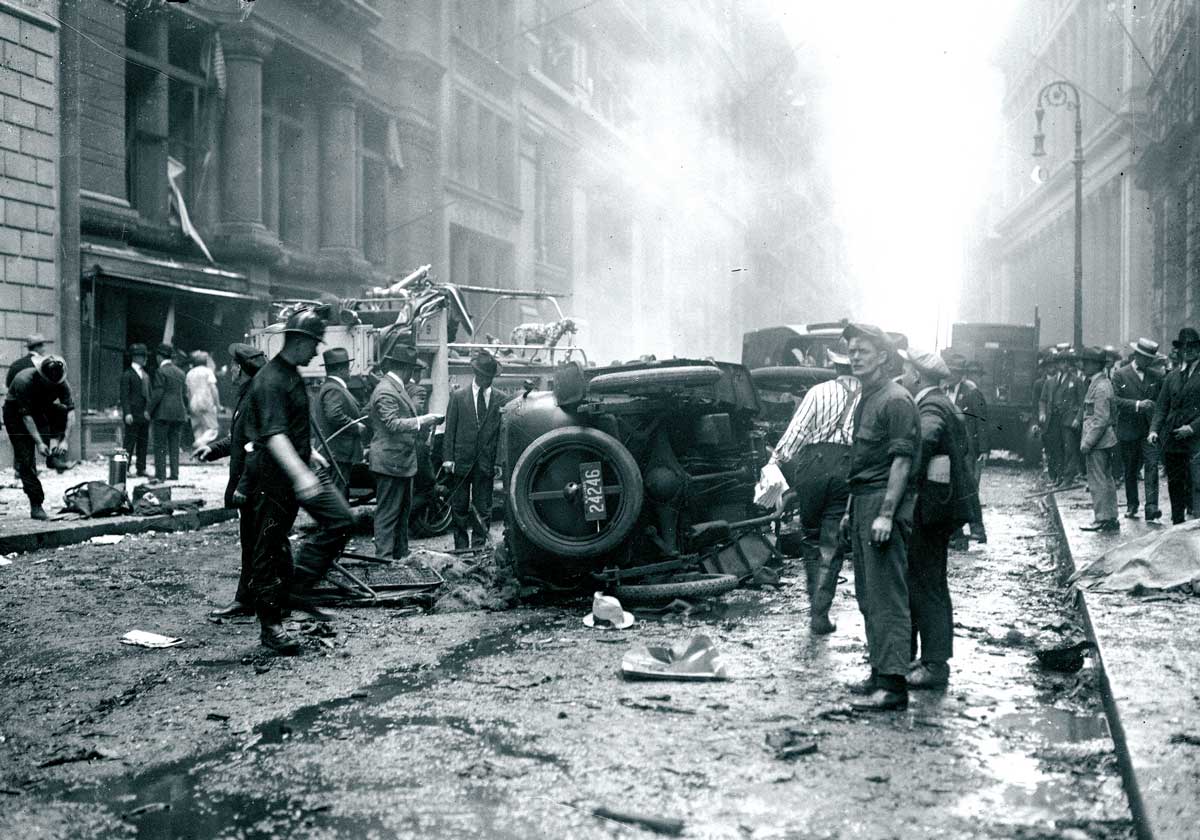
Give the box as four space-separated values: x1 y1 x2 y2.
968 0 1153 347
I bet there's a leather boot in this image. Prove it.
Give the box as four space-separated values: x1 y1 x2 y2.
847 669 878 695
30 505 48 521
809 561 839 635
850 674 908 711
257 604 300 655
210 601 253 618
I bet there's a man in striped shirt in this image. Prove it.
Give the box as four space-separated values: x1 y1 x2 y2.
767 349 861 634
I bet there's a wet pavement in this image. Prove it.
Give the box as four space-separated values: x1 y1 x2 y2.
0 467 1135 838
1052 482 1200 840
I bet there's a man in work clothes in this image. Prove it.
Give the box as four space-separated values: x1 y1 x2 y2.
1150 328 1200 524
369 344 441 560
5 333 50 388
763 348 860 634
3 356 75 520
120 343 152 477
841 323 920 712
943 353 989 545
150 343 188 481
443 350 509 550
242 310 356 654
315 348 365 501
195 343 267 618
899 349 975 689
1078 347 1120 532
1111 338 1164 522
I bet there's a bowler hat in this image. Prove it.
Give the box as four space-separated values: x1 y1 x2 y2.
128 343 148 358
470 350 500 376
26 333 52 349
842 322 893 352
228 342 266 375
900 347 950 381
1076 345 1107 364
383 343 427 369
156 343 174 358
1130 337 1160 358
1172 327 1200 348
322 347 353 368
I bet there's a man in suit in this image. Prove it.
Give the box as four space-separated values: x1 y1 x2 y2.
194 343 267 618
1078 347 1120 532
1111 338 1164 521
315 348 365 500
150 343 188 481
1151 328 1200 523
1040 348 1083 486
942 353 989 545
369 344 441 559
120 343 152 477
443 350 509 549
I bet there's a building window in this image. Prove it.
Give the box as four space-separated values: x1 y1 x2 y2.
536 143 570 268
452 93 514 204
454 92 474 186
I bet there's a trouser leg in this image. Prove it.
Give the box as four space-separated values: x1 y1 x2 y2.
394 477 412 558
1143 438 1160 513
292 483 356 592
6 427 44 506
470 467 494 545
153 421 168 479
1086 447 1118 521
810 508 846 622
1043 417 1062 480
1119 439 1143 511
125 421 149 474
235 506 256 606
373 473 402 558
168 422 181 478
1060 424 1081 480
249 490 299 625
908 523 954 665
328 460 353 501
449 469 473 550
850 491 912 678
1188 441 1200 521
1164 450 1190 523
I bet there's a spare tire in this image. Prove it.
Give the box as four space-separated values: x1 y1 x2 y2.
588 365 722 394
750 366 835 392
615 573 739 605
509 426 644 560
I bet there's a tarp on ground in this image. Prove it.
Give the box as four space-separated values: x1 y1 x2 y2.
1071 520 1200 593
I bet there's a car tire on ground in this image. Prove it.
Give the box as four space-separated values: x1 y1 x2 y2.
587 365 722 394
509 425 644 561
615 573 739 604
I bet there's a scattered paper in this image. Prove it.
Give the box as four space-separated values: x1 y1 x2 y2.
90 534 125 546
621 634 729 681
121 630 183 649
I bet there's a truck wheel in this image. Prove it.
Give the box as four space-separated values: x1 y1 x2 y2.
509 426 644 560
615 573 739 604
588 365 722 394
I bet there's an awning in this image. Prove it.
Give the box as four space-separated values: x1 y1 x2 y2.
81 241 257 301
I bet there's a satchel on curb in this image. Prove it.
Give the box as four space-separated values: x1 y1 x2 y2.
62 481 132 518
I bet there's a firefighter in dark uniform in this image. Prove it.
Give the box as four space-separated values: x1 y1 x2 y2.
194 343 268 618
242 310 356 655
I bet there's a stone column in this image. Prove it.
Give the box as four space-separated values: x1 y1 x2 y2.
319 81 364 264
215 27 279 260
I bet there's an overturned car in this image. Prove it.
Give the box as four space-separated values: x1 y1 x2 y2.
498 358 783 601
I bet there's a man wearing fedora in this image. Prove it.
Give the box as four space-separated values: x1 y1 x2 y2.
369 343 442 559
1151 327 1200 524
120 343 152 477
1112 338 1164 521
5 333 51 388
1078 347 1120 532
1039 348 1083 486
443 350 509 550
316 348 365 500
149 343 188 481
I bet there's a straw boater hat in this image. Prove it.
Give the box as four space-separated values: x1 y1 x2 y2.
582 592 635 629
1129 338 1159 359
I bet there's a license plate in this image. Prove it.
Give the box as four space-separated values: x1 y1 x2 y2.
580 462 608 522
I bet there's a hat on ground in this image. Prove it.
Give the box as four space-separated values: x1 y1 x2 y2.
322 347 353 368
1173 327 1200 348
900 347 951 382
842 322 893 352
26 333 52 349
128 343 148 358
1130 337 1160 358
228 342 266 375
582 592 635 629
826 348 850 367
470 350 500 377
1076 346 1107 364
156 343 174 358
383 343 427 369
37 354 65 383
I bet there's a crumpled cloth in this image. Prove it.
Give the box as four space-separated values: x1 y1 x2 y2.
754 462 788 510
1070 519 1200 593
621 634 730 681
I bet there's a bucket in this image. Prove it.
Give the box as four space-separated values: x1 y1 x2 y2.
108 449 129 489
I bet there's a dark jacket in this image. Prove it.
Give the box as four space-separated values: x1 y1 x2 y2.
1039 369 1083 422
914 386 976 530
149 362 188 423
949 378 989 458
315 375 364 464
442 385 509 477
5 353 35 388
120 366 151 423
204 379 256 507
1110 363 1162 442
1152 363 1200 453
368 372 423 478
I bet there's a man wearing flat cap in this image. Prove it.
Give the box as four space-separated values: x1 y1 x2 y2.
840 323 921 711
120 343 152 477
194 343 268 617
315 347 365 501
443 350 509 549
369 343 442 559
1111 338 1164 521
1151 327 1200 523
149 343 188 481
898 348 976 689
1078 347 1120 532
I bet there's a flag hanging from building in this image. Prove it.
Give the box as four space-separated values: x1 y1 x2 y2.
167 156 215 264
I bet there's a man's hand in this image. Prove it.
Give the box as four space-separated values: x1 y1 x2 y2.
1148 431 1160 445
419 413 442 429
49 439 67 457
124 413 134 425
356 423 367 437
839 512 851 543
193 444 212 461
310 450 329 470
294 470 321 502
1176 425 1195 439
1137 399 1154 413
443 461 455 473
1080 445 1092 456
870 514 893 545
1070 418 1081 430
36 442 50 458
232 489 247 507
1038 414 1046 426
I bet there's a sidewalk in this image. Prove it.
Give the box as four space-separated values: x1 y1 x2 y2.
0 456 232 554
1048 483 1200 840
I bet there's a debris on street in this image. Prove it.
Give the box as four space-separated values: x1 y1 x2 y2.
119 630 184 649
620 634 729 681
1071 521 1200 593
592 806 685 837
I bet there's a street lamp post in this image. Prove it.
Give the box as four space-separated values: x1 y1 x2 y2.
1032 80 1084 349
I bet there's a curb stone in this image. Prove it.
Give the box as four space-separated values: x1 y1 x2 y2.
0 508 238 555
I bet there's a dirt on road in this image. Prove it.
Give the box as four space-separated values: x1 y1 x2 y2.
0 467 1134 839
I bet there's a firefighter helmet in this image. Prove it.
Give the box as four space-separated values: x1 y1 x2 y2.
282 308 326 342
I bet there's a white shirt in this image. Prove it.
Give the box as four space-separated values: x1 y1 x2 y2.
772 375 861 462
328 375 348 390
471 382 492 417
131 362 146 380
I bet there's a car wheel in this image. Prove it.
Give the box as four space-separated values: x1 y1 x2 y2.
587 365 722 394
615 573 739 604
411 493 453 538
749 366 836 392
509 425 644 560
